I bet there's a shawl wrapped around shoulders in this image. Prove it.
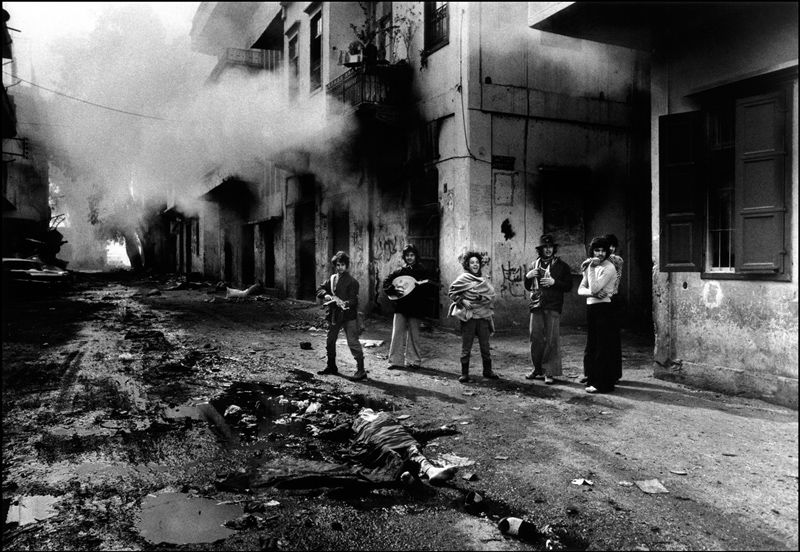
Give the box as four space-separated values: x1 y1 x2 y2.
447 272 495 321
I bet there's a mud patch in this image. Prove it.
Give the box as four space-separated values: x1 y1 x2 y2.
136 492 242 545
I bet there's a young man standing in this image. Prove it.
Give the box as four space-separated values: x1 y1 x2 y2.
317 251 366 381
383 244 431 370
523 234 572 384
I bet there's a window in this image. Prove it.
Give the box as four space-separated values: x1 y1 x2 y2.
309 11 322 92
424 2 449 53
659 83 791 280
288 34 299 99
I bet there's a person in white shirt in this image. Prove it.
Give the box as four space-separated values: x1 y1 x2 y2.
577 236 619 393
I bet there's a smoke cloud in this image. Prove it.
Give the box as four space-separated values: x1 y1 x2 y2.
8 3 358 267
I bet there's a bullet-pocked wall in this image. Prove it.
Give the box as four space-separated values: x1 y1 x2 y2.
650 4 798 407
459 2 651 328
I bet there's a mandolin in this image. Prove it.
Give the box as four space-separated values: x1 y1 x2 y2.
387 275 436 300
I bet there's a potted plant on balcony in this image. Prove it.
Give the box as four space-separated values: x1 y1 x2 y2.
342 41 363 67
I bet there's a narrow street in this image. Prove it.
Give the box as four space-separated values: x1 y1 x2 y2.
2 273 797 551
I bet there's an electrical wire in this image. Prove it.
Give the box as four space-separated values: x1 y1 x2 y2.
2 71 174 122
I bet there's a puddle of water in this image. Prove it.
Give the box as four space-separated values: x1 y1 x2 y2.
5 495 60 526
136 492 242 545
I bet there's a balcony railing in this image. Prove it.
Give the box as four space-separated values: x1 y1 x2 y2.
326 63 411 110
221 47 283 71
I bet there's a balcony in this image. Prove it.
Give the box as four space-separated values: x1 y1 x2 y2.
326 63 412 114
208 48 283 81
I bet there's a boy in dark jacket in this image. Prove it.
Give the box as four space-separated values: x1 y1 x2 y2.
523 234 573 384
317 251 366 381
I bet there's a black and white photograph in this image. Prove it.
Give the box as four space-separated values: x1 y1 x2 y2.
2 2 797 550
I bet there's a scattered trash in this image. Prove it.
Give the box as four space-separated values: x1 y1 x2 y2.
225 284 260 301
471 407 481 411
461 472 478 481
299 342 312 350
462 391 476 396
669 469 688 475
541 524 567 550
494 455 509 460
395 414 411 420
265 500 280 507
721 452 738 457
634 479 669 494
118 353 135 362
5 495 60 526
459 421 470 425
464 491 485 514
438 453 475 467
360 339 385 348
618 481 634 487
571 478 593 486
223 405 242 418
498 517 538 541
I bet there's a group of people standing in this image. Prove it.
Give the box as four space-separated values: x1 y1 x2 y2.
315 234 624 395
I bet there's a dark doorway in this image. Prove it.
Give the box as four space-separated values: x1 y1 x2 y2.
242 224 255 286
295 175 317 301
259 221 275 288
184 222 192 274
330 209 349 258
408 167 441 318
223 239 233 284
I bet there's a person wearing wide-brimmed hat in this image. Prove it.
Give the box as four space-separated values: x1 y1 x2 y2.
523 234 572 384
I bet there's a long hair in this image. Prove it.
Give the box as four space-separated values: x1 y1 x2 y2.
462 251 483 276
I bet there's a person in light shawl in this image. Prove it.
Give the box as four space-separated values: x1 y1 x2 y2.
447 251 500 383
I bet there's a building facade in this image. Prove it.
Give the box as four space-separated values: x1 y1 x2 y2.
2 8 53 261
530 1 799 407
185 1 652 334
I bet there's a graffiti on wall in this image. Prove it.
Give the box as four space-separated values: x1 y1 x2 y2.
375 234 402 262
499 260 527 298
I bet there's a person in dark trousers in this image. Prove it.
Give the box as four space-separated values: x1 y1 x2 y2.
447 251 500 383
577 236 618 393
579 233 624 384
317 251 366 381
523 234 573 384
383 244 432 370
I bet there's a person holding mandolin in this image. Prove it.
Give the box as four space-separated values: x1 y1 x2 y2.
382 244 433 371
316 251 367 381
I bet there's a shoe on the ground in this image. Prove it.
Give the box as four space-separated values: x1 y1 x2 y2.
585 385 598 393
350 370 367 381
458 374 472 383
387 365 403 370
579 376 589 384
483 371 500 379
544 376 555 385
317 367 338 375
525 371 544 380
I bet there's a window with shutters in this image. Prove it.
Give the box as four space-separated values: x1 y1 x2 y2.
659 82 791 281
309 11 322 92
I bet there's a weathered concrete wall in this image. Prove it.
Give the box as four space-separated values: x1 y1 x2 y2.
650 4 798 407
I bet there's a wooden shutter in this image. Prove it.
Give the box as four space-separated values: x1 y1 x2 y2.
659 111 705 272
735 89 788 274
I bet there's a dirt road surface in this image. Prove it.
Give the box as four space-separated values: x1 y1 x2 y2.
2 273 798 550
